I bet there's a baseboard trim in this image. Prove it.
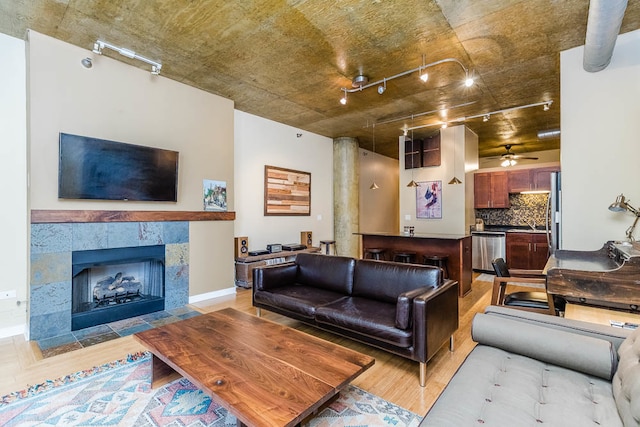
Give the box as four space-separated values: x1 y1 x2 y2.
189 287 236 304
0 323 26 339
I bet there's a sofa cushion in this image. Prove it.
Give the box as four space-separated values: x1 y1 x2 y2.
315 297 413 348
420 345 622 427
472 313 617 380
612 327 640 427
352 260 441 303
295 253 356 294
253 285 347 319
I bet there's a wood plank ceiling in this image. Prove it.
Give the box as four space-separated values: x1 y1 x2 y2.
1 1 639 159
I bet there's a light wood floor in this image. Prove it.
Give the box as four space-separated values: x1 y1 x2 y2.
0 276 493 416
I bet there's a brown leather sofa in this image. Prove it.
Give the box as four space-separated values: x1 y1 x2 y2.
252 253 459 386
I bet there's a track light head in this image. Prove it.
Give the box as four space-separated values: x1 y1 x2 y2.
543 101 552 111
340 89 347 105
483 114 490 122
464 70 474 87
420 72 429 82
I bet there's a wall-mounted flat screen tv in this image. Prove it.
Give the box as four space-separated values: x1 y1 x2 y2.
58 133 179 202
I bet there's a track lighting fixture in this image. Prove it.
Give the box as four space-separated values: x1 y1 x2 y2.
464 73 475 87
543 101 552 111
92 40 162 75
340 88 348 105
377 79 386 94
340 56 473 103
402 100 555 133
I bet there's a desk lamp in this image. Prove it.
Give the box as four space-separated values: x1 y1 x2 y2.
608 194 640 242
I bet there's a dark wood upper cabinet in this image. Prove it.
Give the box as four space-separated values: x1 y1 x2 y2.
507 166 560 193
404 139 422 169
421 134 441 167
474 171 509 208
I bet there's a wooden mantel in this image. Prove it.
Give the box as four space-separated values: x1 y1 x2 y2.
31 210 236 223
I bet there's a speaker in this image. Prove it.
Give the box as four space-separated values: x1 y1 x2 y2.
234 236 249 258
300 231 313 247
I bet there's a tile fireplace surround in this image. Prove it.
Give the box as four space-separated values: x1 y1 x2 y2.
30 220 189 341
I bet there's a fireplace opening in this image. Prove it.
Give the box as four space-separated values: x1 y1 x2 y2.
72 245 165 330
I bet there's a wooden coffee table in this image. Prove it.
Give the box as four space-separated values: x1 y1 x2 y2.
134 307 374 427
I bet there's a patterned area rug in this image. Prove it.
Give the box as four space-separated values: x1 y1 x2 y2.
0 353 422 427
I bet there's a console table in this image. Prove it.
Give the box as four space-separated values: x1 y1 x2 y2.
234 247 320 288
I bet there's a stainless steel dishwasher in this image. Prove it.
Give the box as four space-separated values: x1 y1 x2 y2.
472 231 506 273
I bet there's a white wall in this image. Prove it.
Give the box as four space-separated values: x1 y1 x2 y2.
234 111 333 250
27 31 236 298
399 125 478 235
359 149 399 233
561 29 640 249
0 33 27 336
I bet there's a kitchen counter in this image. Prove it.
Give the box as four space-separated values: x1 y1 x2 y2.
474 225 549 234
355 231 470 239
356 232 472 296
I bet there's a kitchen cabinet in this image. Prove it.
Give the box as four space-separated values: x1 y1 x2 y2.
474 171 509 208
507 167 559 193
531 167 558 192
506 232 549 270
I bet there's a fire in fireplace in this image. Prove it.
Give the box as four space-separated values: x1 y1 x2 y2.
72 245 166 330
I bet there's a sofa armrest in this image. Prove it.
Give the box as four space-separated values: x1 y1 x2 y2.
472 312 618 380
412 279 460 362
252 263 298 291
396 286 434 329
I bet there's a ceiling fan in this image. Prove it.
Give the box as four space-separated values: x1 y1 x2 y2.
495 144 538 167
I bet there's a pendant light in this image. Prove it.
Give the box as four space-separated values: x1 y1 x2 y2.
369 123 379 190
448 136 463 185
406 125 419 187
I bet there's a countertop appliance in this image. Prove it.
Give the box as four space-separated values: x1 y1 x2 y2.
472 231 506 273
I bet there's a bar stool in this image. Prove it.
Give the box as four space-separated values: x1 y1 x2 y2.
364 248 386 260
319 240 337 255
393 251 416 263
423 255 449 278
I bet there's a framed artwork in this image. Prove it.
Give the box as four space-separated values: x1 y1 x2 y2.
416 180 442 219
264 165 311 216
203 179 227 211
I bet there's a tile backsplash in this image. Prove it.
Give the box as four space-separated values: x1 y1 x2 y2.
476 193 549 226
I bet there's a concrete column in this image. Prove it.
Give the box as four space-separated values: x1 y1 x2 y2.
333 137 359 257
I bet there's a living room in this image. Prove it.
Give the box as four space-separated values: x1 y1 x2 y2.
1 3 640 426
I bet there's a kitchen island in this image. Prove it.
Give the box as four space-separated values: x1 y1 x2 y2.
357 232 472 296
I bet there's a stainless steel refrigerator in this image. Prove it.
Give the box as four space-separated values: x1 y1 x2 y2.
546 171 562 254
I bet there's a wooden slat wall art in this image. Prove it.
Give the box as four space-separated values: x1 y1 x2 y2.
264 165 311 216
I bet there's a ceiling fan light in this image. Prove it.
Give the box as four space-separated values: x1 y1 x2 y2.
501 159 510 167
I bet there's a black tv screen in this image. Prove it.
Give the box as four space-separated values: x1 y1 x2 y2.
58 133 179 202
